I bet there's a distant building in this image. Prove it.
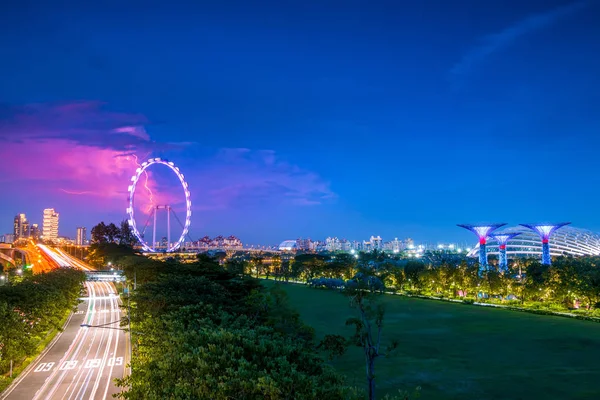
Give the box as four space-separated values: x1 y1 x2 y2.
58 236 74 244
370 235 383 251
1 234 15 244
278 240 298 251
192 235 243 250
340 239 352 252
30 224 40 241
325 237 342 252
76 227 87 245
13 213 30 240
223 235 243 249
295 238 315 251
43 208 59 242
384 238 404 253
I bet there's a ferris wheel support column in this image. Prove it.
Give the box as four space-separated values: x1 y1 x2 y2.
153 207 157 251
167 206 171 249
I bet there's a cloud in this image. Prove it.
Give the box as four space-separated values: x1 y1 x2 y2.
450 1 588 78
0 101 335 224
186 147 336 211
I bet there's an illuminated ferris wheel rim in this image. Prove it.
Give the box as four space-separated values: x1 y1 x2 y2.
126 157 191 252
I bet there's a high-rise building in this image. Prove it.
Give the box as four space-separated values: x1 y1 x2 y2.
76 227 87 245
386 238 403 253
30 224 40 241
13 213 30 240
370 235 383 251
43 208 59 242
325 237 342 252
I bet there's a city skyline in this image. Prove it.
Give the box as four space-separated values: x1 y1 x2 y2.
1 1 600 243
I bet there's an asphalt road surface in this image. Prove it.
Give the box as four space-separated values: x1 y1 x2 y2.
2 281 128 400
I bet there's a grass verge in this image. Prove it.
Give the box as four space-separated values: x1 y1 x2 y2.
264 280 600 400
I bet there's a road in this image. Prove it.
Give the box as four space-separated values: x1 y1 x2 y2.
14 241 59 274
1 270 129 399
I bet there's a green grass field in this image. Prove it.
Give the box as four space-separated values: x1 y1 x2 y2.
264 281 600 400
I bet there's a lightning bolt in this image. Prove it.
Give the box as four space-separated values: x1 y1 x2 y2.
130 154 155 213
60 189 94 195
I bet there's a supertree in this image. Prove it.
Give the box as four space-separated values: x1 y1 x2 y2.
457 224 506 273
489 232 521 272
519 223 571 265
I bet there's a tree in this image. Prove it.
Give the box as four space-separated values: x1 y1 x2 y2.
343 272 397 400
224 259 247 275
105 223 120 243
280 260 292 282
271 255 282 280
116 256 355 400
90 222 108 244
250 256 265 279
118 220 138 247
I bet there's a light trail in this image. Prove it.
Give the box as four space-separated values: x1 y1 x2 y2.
37 244 71 268
54 248 93 271
1 281 127 400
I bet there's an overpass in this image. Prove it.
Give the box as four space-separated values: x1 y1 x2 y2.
85 270 125 282
0 246 26 267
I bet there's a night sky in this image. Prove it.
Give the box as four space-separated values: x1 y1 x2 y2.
1 0 599 245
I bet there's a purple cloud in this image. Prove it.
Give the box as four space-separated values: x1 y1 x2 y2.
0 101 335 220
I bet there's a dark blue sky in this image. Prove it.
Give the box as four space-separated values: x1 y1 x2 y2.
1 0 599 245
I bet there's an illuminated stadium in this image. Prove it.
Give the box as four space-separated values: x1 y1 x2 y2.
278 240 298 251
467 226 600 260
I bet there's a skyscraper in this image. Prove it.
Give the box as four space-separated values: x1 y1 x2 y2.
43 208 59 242
13 213 30 240
30 224 40 241
76 227 87 245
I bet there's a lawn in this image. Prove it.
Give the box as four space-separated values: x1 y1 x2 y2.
263 281 600 400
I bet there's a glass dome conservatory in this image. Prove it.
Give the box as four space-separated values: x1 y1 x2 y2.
467 226 600 260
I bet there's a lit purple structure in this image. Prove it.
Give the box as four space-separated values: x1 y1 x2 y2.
457 224 506 272
519 223 571 265
489 232 521 272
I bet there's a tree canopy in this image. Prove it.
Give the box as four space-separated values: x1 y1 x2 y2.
114 252 358 399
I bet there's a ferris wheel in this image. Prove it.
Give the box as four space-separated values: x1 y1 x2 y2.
126 158 191 252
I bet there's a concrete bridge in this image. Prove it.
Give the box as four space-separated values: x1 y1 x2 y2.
0 246 26 267
85 270 126 282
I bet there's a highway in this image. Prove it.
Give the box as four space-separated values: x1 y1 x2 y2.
1 250 128 400
14 241 60 274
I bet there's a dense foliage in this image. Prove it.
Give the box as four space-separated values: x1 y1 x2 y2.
280 253 600 315
115 254 357 400
86 221 141 268
0 268 85 374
